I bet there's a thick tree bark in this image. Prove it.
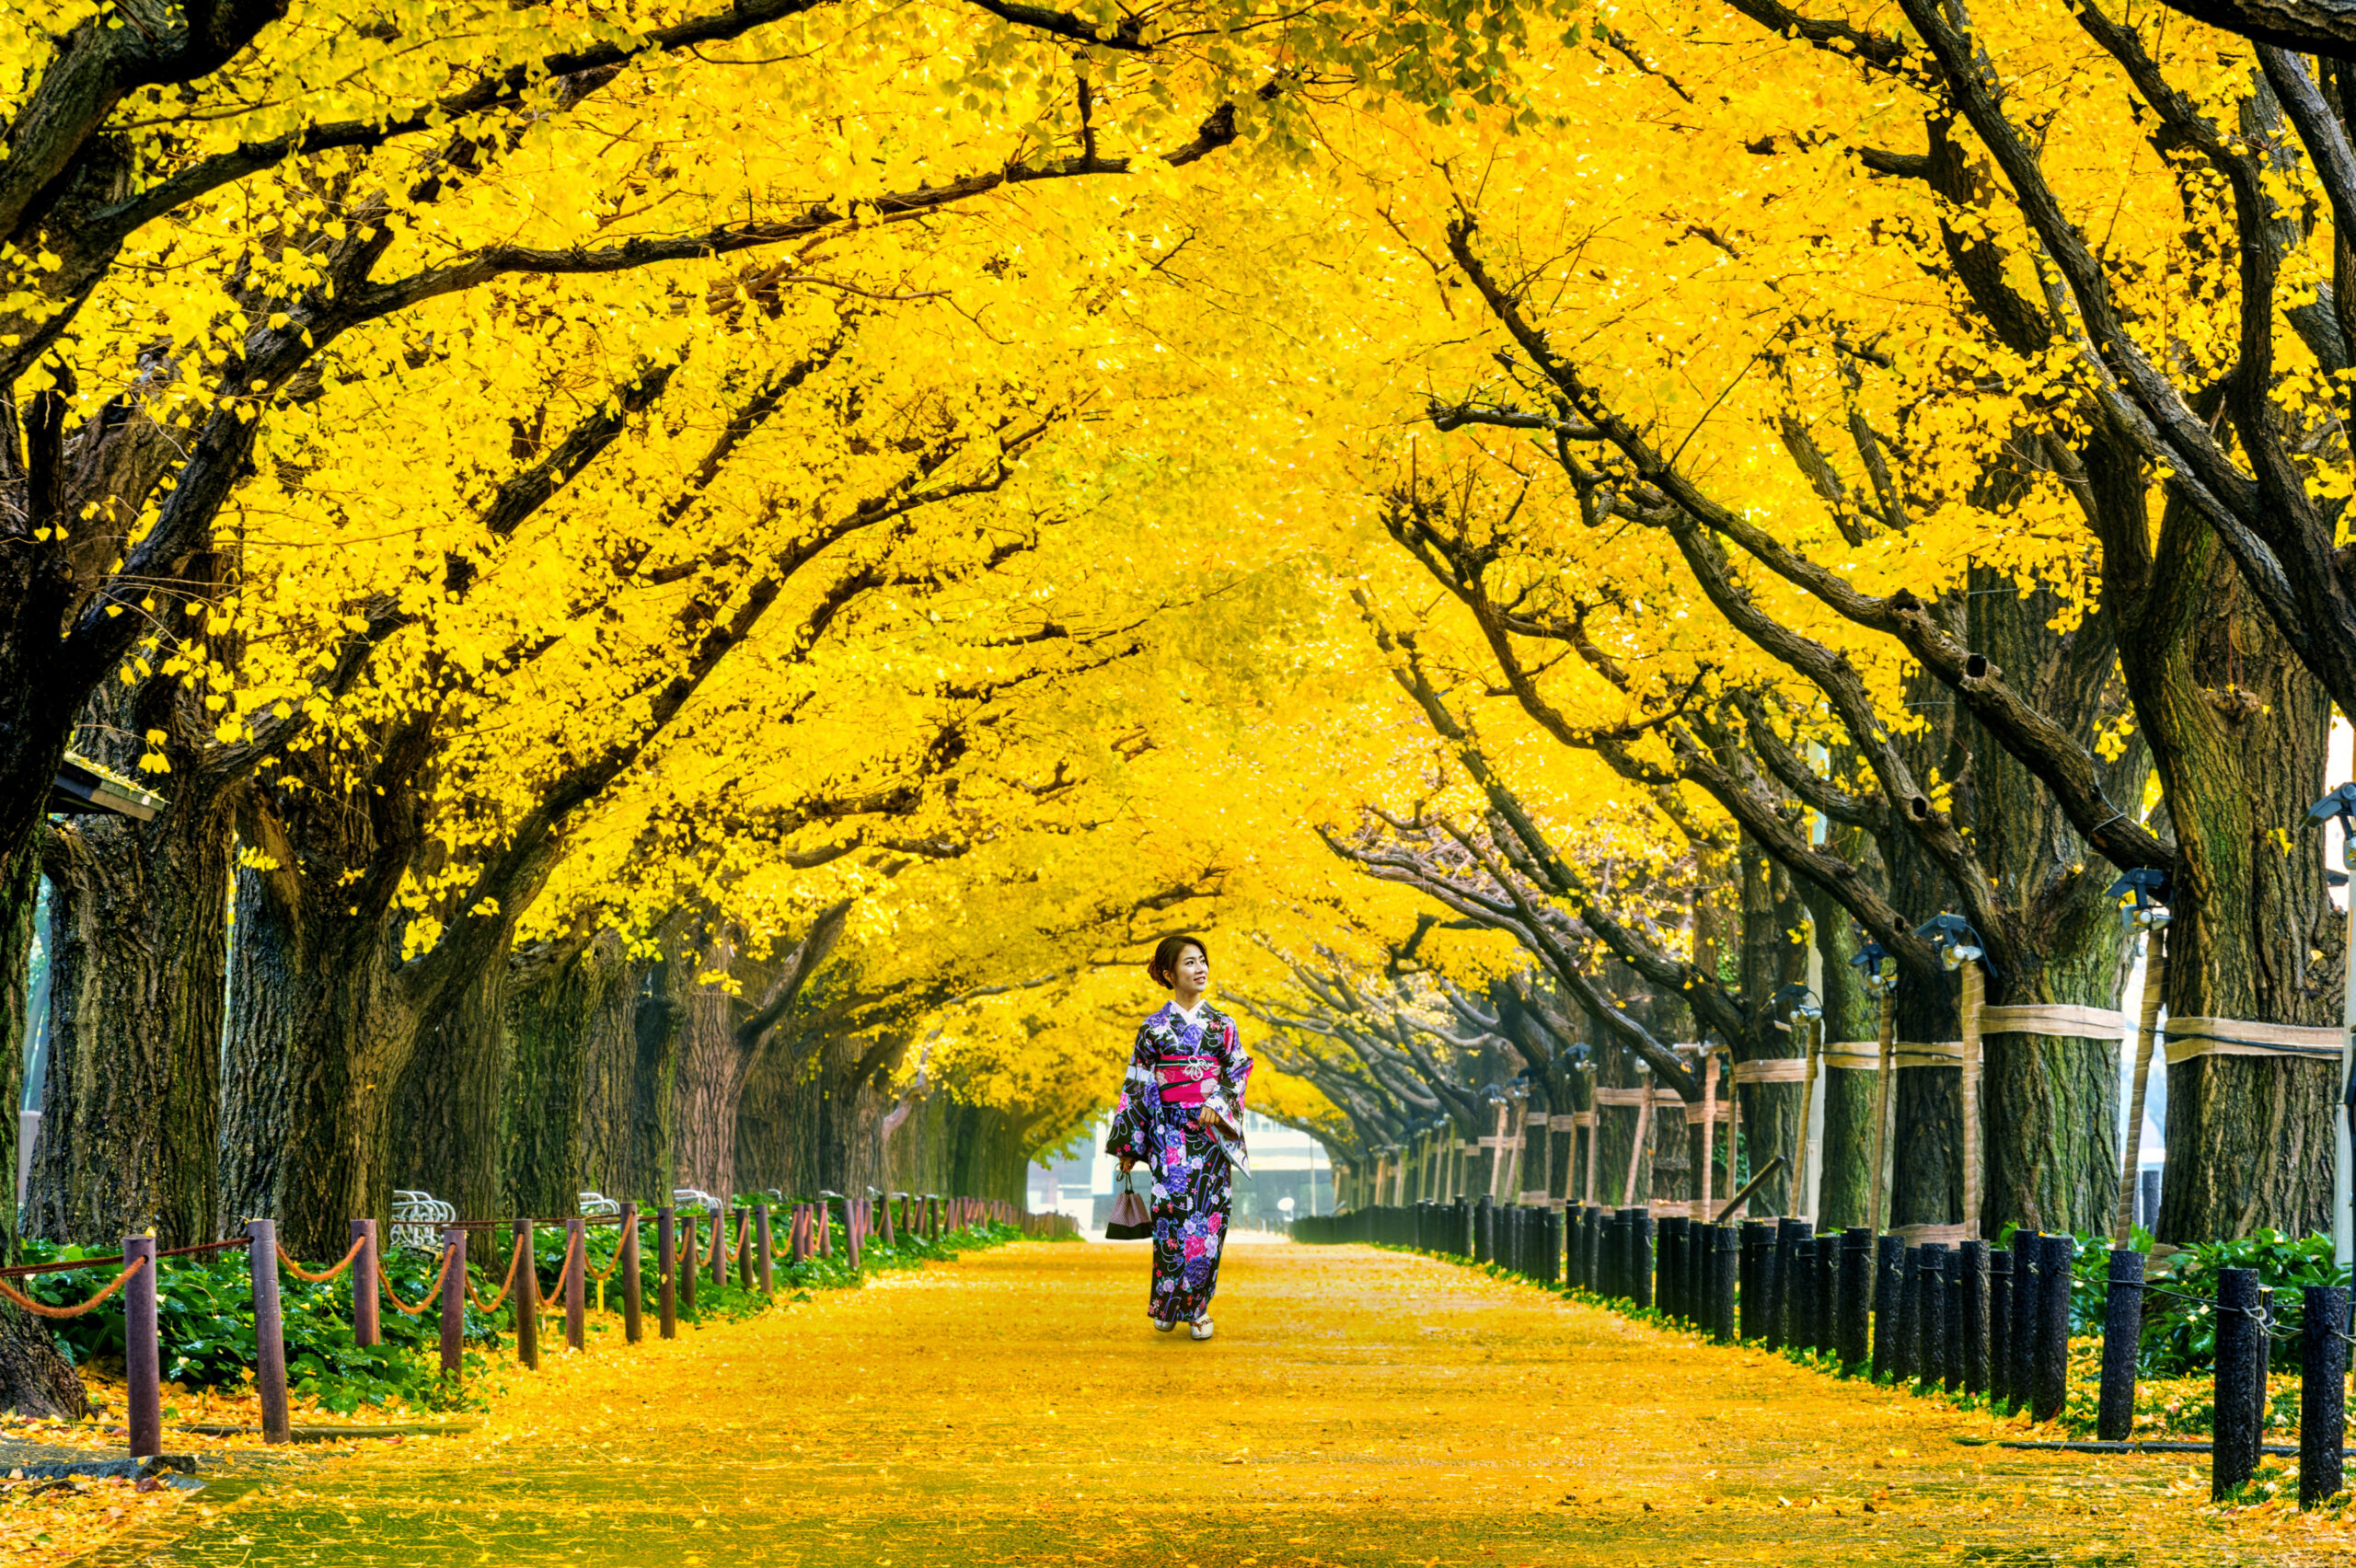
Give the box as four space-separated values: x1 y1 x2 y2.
670 904 850 1197
669 930 750 1199
483 929 641 1216
216 863 297 1231
1727 837 1809 1216
395 953 513 1223
572 934 656 1205
1957 571 2140 1236
2126 514 2339 1241
1802 879 1876 1228
0 834 87 1417
26 776 234 1248
629 983 686 1205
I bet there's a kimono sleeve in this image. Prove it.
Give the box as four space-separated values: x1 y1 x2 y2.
1211 1016 1253 1125
1103 1022 1159 1163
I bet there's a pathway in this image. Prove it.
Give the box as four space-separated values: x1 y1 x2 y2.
96 1242 2327 1566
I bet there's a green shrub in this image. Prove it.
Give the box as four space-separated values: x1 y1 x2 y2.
15 1216 1024 1412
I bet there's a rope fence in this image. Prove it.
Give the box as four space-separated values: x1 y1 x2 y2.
11 1193 1055 1461
0 1255 147 1319
1301 1197 2355 1510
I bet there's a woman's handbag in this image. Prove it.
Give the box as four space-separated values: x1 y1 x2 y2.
1104 1172 1154 1239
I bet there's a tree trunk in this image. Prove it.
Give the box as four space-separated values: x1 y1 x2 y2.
629 983 685 1205
25 781 234 1248
669 932 746 1199
216 863 297 1232
1958 568 2141 1237
1803 879 1876 1228
2125 514 2339 1241
573 935 655 1205
396 952 513 1223
0 833 87 1417
245 919 423 1260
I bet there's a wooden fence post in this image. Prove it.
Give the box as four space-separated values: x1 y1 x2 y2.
247 1219 291 1443
124 1234 159 1459
516 1221 540 1370
564 1216 585 1352
680 1212 699 1317
846 1198 863 1272
352 1217 381 1348
439 1228 467 1378
756 1205 775 1293
621 1205 643 1343
657 1207 676 1340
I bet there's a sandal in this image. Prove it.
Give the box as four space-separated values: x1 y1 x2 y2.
1153 1317 1178 1332
1189 1317 1215 1341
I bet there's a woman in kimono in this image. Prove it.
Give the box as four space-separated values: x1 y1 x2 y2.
1107 932 1253 1339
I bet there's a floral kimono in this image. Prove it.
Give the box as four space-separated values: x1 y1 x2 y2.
1104 1000 1253 1323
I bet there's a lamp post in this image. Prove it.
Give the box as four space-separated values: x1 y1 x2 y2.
1854 936 1900 1236
2309 786 2356 1273
1917 914 1992 1239
1776 984 1824 1218
2108 868 2172 1247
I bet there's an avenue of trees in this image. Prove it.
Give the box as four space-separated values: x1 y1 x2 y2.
8 0 2356 1412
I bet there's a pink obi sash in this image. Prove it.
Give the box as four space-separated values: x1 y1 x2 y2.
1155 1057 1218 1107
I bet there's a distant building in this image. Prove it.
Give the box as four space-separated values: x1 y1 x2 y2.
1026 1113 1334 1236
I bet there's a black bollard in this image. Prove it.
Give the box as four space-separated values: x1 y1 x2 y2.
1894 1247 1923 1386
2213 1267 2264 1500
1697 1222 1720 1337
1959 1239 1988 1394
2096 1249 2144 1442
1941 1246 1964 1393
2302 1285 2349 1509
1711 1223 1738 1343
1539 1206 1563 1286
1475 1195 1494 1265
1772 1218 1806 1351
1658 1216 1686 1320
1988 1248 2013 1409
1609 1208 1629 1299
1913 1245 1946 1393
1871 1234 1903 1381
2033 1232 2073 1424
1740 1221 1773 1342
1839 1228 1871 1370
1789 1236 1817 1351
1634 1211 1657 1311
1686 1215 1704 1322
2009 1231 2040 1415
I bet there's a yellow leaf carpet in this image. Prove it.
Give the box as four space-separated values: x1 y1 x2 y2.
91 1241 2327 1566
